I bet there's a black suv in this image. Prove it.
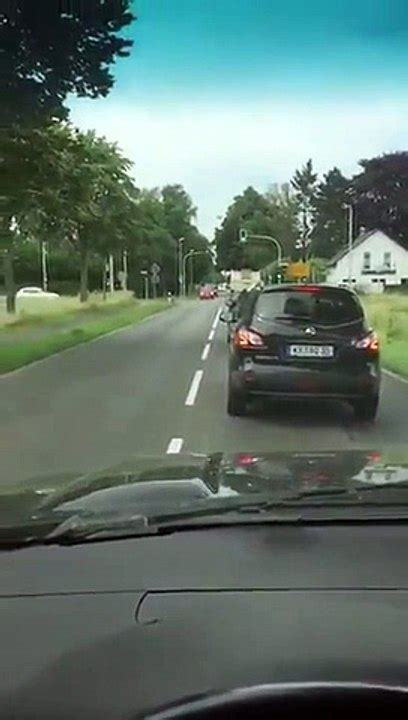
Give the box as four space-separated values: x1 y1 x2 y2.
225 284 380 421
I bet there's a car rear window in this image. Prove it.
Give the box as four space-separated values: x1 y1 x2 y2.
254 288 364 326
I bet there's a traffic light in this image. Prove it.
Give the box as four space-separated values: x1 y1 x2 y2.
239 228 248 244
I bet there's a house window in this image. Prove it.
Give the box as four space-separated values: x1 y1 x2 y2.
363 252 371 270
383 252 392 270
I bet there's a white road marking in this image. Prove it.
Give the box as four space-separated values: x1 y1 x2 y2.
185 370 204 406
201 342 211 361
383 368 408 385
208 329 215 342
166 437 184 454
211 308 221 330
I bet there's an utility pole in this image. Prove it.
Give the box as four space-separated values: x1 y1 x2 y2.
343 204 354 285
123 250 128 291
178 237 184 296
42 242 48 291
109 254 114 293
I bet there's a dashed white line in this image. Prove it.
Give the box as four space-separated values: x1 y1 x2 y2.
208 329 215 342
211 308 221 330
185 370 204 406
166 437 184 454
201 342 211 361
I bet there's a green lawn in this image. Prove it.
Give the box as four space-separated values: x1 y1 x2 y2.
0 293 170 374
363 294 408 378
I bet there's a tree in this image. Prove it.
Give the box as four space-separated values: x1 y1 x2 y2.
291 159 318 258
0 1 135 311
0 123 71 311
0 0 135 127
351 153 408 249
37 127 136 302
215 185 298 271
311 167 350 258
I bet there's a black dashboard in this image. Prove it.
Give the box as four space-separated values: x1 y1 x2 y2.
2 522 408 718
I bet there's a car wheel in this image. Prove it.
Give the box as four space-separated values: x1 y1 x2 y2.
352 395 379 422
227 387 247 416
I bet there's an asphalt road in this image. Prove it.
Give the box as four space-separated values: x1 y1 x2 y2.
1 299 407 485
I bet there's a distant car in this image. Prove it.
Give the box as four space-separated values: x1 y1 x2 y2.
225 284 380 421
199 285 215 300
16 286 60 299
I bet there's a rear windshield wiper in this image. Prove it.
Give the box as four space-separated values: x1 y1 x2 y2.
271 314 311 322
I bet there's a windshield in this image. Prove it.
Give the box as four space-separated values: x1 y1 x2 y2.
1 1 408 543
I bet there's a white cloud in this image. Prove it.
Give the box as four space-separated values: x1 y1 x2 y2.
70 96 408 237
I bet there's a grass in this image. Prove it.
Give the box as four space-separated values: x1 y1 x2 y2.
363 293 408 378
0 293 170 374
0 291 134 327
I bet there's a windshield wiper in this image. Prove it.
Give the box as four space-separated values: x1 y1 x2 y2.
272 314 311 322
42 504 304 544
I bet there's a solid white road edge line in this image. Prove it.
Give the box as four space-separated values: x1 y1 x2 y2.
383 368 408 385
201 343 211 361
185 370 204 407
166 437 184 454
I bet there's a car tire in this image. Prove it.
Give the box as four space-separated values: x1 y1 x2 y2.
227 388 247 416
352 395 379 422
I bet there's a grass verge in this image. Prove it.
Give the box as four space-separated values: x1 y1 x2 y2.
0 298 169 375
363 294 408 378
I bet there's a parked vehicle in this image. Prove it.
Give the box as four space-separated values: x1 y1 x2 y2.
224 284 380 421
16 286 60 299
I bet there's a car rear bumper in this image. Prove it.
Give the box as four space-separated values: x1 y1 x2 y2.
230 360 380 400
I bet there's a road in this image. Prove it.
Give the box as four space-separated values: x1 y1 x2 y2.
1 299 407 485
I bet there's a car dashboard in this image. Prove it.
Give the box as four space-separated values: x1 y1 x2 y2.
2 522 408 719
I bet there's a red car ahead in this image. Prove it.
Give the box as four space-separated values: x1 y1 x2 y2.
199 285 217 300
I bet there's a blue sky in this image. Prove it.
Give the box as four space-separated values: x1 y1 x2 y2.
71 0 408 235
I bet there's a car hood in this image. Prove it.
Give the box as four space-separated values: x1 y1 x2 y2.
2 449 408 528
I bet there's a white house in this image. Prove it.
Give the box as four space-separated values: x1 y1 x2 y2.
326 229 408 293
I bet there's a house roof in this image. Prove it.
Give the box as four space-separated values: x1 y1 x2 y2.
327 228 407 267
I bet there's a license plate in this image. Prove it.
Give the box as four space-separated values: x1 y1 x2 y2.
289 344 334 358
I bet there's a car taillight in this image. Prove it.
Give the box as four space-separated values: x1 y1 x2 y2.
234 328 266 349
353 332 380 352
292 285 321 293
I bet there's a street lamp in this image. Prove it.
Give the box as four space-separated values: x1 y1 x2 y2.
238 229 283 266
183 249 214 296
343 204 354 285
140 270 149 300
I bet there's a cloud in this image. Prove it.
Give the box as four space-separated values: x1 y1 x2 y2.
70 96 408 237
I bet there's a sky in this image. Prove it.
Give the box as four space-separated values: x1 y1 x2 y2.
70 0 408 237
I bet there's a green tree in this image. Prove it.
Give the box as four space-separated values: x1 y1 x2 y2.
215 185 298 271
0 0 135 127
0 0 135 311
351 152 408 249
41 127 136 302
291 159 318 258
311 167 350 258
0 123 71 311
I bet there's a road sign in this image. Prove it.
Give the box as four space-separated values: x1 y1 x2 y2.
151 262 161 285
285 261 311 281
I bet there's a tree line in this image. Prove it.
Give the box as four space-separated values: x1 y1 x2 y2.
216 153 408 271
0 1 212 313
